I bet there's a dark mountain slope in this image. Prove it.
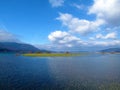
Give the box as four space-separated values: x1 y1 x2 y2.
100 48 120 52
0 42 47 53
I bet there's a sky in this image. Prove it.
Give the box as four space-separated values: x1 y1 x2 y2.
0 0 120 51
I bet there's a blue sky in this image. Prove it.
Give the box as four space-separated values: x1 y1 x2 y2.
0 0 120 51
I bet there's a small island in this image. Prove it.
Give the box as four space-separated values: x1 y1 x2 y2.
23 52 81 57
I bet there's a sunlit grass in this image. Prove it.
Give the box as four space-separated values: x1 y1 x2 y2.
23 53 81 57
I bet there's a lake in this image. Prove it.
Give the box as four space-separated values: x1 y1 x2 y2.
0 53 120 90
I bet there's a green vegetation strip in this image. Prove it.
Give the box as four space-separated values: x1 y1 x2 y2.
23 53 81 57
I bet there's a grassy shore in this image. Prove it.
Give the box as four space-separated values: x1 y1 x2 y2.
23 53 81 57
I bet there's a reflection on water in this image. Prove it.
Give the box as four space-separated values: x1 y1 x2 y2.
0 53 120 90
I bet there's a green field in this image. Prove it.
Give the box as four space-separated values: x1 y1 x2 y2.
23 53 81 57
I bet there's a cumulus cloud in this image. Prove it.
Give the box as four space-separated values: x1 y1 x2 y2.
93 40 120 46
72 3 84 10
47 0 120 50
47 31 120 50
0 30 20 42
48 31 84 47
49 0 64 7
96 32 117 39
57 13 105 34
89 0 120 26
48 31 119 49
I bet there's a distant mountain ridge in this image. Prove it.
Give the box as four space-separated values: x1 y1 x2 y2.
0 42 48 53
100 48 120 52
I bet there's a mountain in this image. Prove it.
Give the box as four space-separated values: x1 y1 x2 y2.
100 48 120 53
0 42 48 53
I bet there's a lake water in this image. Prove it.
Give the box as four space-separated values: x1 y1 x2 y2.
0 53 120 90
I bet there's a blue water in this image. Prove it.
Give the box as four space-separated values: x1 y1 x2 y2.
0 53 120 90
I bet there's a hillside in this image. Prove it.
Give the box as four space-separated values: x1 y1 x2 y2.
0 42 48 53
100 48 120 53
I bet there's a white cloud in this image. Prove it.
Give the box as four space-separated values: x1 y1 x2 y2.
49 0 64 7
106 26 120 31
47 0 120 50
72 3 84 9
96 32 117 39
0 30 20 42
57 13 105 34
47 30 120 50
48 31 83 47
89 0 120 26
89 37 95 40
48 30 68 41
93 40 120 46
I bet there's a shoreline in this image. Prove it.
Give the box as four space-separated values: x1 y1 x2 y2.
22 53 81 57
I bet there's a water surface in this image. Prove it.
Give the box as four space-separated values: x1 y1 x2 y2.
0 53 120 90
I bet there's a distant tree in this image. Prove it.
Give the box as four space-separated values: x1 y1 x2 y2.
46 51 51 53
36 51 42 54
65 51 70 54
29 51 33 53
